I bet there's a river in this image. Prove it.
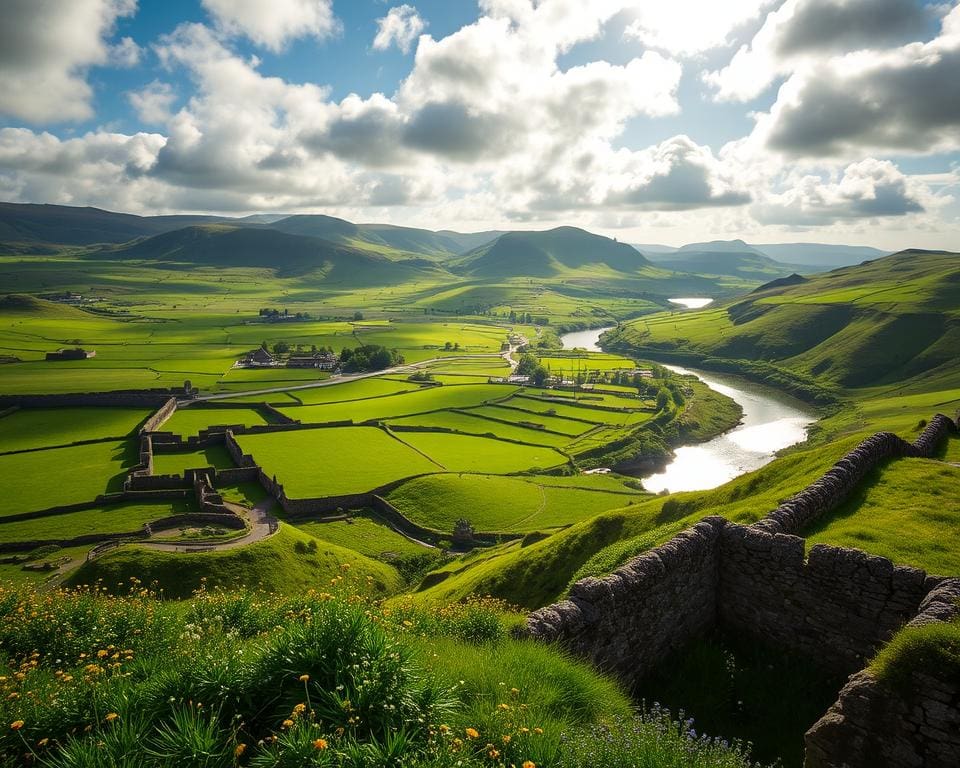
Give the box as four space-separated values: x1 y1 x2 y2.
559 326 817 493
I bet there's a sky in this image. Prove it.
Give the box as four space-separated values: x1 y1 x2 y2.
0 0 959 250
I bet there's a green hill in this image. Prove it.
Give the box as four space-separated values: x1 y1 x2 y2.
643 247 802 280
453 226 651 278
0 201 226 249
93 224 445 283
608 250 960 392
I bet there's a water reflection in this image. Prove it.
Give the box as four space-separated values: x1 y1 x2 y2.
668 298 714 309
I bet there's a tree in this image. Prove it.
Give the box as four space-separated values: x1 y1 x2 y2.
532 365 549 387
272 341 290 354
516 353 539 376
656 387 671 410
352 311 364 321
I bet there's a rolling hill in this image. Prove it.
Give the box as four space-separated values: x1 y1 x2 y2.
608 249 960 392
640 243 801 280
92 224 444 283
453 226 651 278
0 202 227 249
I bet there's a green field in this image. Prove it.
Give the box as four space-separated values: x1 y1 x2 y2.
151 445 235 475
0 440 136 513
0 499 197 544
290 376 423 404
0 407 149 452
161 406 271 435
467 404 596 435
278 383 517 423
387 473 643 532
292 513 431 558
237 426 440 497
387 410 573 447
394 431 569 473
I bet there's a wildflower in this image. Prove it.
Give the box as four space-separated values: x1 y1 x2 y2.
465 727 480 739
299 674 310 682
502 735 512 744
292 703 307 716
105 713 119 723
10 720 24 731
497 703 511 711
313 738 328 750
523 762 536 768
487 745 500 759
282 719 294 728
235 744 247 757
38 738 49 747
533 727 543 735
439 724 450 734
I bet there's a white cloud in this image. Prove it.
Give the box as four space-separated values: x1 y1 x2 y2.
0 0 138 123
128 81 177 125
110 36 143 67
624 0 773 57
706 0 938 102
201 0 340 52
373 5 427 55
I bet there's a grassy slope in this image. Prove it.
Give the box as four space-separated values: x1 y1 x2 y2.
0 407 149 452
66 523 403 597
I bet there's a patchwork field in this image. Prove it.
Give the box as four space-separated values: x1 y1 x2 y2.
0 440 136 513
466 404 595 435
0 407 150 452
151 445 235 475
0 499 197 544
236 426 440 497
393 431 569 473
292 513 431 558
387 411 573 447
162 406 271 435
387 473 643 532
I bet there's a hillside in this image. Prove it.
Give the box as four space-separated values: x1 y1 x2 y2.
454 226 650 278
0 202 226 249
93 224 444 283
608 250 960 392
642 247 802 280
755 242 888 268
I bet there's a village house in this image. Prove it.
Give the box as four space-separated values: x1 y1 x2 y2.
286 351 339 370
45 347 96 361
243 347 276 367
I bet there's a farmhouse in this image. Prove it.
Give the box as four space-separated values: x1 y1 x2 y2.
287 352 339 370
242 348 276 367
45 347 96 361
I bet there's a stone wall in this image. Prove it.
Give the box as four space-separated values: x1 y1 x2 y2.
804 579 960 768
141 398 178 433
0 388 186 409
527 517 724 685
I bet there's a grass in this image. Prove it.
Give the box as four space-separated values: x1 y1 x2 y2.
161 406 270 435
279 384 517 424
387 473 643 533
0 407 150 452
870 618 960 693
394 431 569 474
151 445 236 476
237 426 440 498
218 481 269 507
805 458 960 575
66 523 403 597
468 404 595 435
292 512 432 559
388 411 573 448
0 583 760 768
0 499 197 544
0 440 136 514
291 376 423 405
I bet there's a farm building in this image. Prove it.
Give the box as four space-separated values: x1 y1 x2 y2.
287 352 339 370
45 347 96 361
243 348 276 366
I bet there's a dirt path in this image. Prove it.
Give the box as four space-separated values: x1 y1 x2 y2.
138 497 279 553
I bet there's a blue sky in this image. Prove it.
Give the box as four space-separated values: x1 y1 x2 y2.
0 0 958 250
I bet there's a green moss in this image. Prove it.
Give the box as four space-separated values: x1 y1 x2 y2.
870 618 960 692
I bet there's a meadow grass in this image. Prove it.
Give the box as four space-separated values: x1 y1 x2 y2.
805 458 960 575
388 410 573 448
161 406 270 435
292 512 432 558
0 407 150 452
870 618 960 692
0 499 197 544
387 473 643 533
394 431 569 474
151 445 236 476
66 522 403 597
504 395 625 424
0 440 136 514
291 376 423 404
218 481 269 507
237 426 440 497
467 404 596 435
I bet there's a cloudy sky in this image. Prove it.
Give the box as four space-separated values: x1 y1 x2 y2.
1 0 958 249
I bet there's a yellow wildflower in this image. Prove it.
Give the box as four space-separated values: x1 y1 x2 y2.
465 727 480 739
10 720 24 731
105 713 119 723
313 738 328 750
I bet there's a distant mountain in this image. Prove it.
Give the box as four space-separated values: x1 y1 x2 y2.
0 202 228 249
752 243 888 268
632 243 678 255
453 226 651 278
639 243 799 280
678 239 765 255
95 224 443 284
237 213 290 224
436 230 505 253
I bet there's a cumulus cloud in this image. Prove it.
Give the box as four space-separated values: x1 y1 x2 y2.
373 5 427 54
752 159 934 225
0 0 138 123
128 81 177 125
755 4 960 156
706 0 939 102
110 36 143 68
624 0 773 57
201 0 339 52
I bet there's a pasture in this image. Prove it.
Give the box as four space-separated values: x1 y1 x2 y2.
0 440 136 513
161 406 271 436
290 376 423 405
236 426 440 497
387 411 572 448
151 445 235 476
292 513 430 559
466 404 595 436
394 431 569 473
0 407 150 452
386 473 642 533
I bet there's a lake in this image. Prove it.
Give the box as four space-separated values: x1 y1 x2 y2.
558 326 816 493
